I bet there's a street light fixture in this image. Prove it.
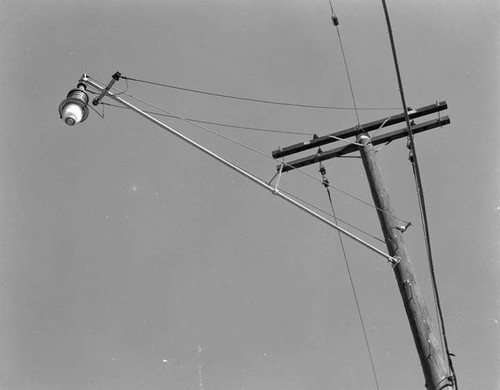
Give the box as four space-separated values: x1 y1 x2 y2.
58 82 89 126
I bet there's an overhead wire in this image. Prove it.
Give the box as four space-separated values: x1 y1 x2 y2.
121 75 399 112
325 3 380 388
319 162 380 390
101 102 316 136
327 1 361 127
89 76 412 227
380 1 457 388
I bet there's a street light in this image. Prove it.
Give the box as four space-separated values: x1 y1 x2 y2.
58 82 89 126
56 73 397 264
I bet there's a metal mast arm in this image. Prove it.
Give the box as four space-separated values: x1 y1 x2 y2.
83 75 396 264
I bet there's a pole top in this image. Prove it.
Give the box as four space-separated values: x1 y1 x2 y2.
357 133 371 144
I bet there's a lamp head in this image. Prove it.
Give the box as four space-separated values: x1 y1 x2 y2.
59 82 89 126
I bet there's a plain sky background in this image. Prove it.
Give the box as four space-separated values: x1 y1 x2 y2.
1 0 499 389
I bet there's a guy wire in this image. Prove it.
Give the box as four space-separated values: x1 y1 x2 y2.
327 2 361 127
319 162 380 390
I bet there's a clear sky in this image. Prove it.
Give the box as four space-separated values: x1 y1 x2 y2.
1 1 499 389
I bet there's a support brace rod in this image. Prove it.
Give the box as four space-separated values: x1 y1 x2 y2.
272 101 447 159
278 116 450 172
83 75 397 264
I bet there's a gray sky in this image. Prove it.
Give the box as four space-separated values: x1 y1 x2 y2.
1 0 499 389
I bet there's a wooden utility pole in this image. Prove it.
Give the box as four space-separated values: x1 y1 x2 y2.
357 134 453 390
271 105 454 389
73 73 456 388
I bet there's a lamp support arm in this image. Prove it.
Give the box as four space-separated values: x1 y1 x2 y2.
83 76 397 264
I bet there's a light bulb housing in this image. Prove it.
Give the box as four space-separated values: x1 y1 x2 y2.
59 82 89 126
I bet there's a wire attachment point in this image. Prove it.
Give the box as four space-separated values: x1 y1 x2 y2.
318 162 329 188
268 161 285 195
92 71 121 106
396 221 412 233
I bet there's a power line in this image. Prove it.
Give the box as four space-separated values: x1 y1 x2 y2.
101 102 316 136
117 87 279 162
327 5 361 127
380 1 457 388
121 75 399 112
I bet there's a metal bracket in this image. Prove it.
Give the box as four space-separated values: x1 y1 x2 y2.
268 161 284 195
273 162 284 195
92 71 121 106
389 256 401 267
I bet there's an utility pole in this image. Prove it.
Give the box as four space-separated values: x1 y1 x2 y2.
60 74 455 389
272 105 454 389
357 134 453 390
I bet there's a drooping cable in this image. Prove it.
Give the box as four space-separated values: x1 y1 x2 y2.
121 75 398 112
101 102 315 136
319 162 380 390
327 2 361 127
118 88 281 163
380 2 457 388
